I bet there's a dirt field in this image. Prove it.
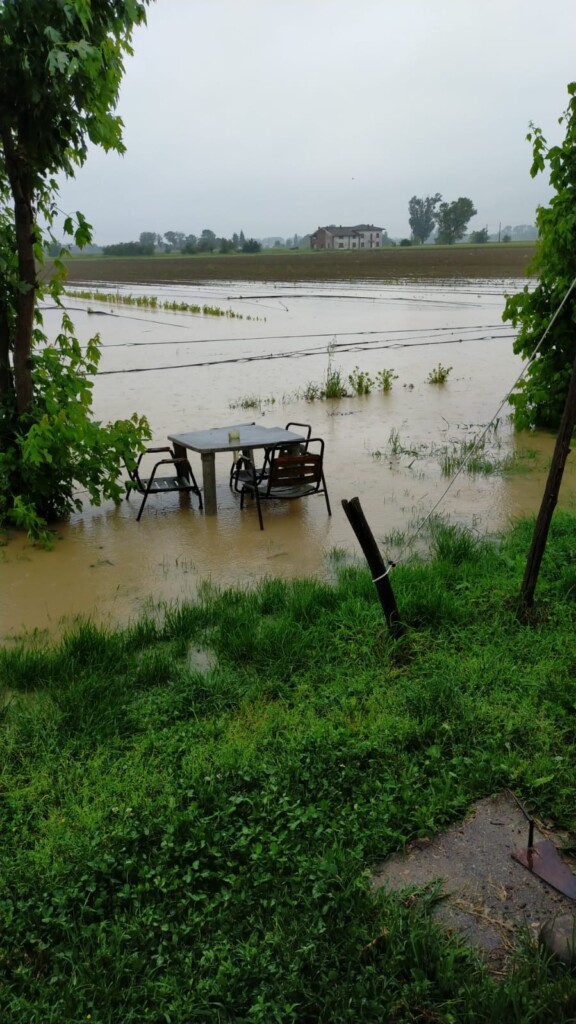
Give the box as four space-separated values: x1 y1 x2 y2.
59 243 536 286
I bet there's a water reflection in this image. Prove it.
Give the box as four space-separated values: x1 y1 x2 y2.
3 279 574 640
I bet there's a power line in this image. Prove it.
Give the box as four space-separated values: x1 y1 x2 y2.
97 330 515 376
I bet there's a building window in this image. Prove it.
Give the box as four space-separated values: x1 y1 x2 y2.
339 243 344 248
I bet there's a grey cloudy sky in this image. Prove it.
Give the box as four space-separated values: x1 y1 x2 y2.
56 0 576 244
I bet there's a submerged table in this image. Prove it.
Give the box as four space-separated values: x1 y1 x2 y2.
168 422 305 515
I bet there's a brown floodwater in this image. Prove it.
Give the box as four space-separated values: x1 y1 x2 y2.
3 278 574 641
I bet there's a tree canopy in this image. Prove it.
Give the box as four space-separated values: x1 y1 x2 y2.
435 197 477 244
408 194 442 244
0 0 152 543
503 81 576 430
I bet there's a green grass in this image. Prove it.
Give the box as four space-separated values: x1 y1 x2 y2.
2 515 576 1022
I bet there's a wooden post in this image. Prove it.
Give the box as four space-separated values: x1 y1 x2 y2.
520 350 576 611
342 496 405 639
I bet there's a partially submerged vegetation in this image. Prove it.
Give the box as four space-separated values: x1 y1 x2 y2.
378 423 540 479
64 288 264 320
2 515 576 1022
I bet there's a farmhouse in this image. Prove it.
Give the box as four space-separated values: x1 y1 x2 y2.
310 224 386 250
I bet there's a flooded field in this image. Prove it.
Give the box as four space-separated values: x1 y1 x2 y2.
2 277 573 640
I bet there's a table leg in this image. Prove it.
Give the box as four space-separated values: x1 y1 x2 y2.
201 451 217 515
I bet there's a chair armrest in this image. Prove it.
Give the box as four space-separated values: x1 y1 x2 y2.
136 446 173 472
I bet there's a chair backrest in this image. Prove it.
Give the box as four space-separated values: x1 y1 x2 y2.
276 422 312 457
266 438 325 493
284 421 312 439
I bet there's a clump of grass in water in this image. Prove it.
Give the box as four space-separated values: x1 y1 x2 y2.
385 428 425 459
348 366 374 395
428 362 452 384
229 394 276 412
439 437 538 477
324 341 347 398
376 368 398 392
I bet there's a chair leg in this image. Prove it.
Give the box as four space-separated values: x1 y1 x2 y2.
322 475 332 516
136 490 150 522
254 489 264 530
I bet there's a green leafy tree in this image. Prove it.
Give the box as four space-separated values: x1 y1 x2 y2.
242 238 262 253
0 0 152 542
198 228 217 252
435 197 477 244
139 231 159 248
469 228 488 244
503 82 576 429
163 231 186 251
182 233 198 254
408 193 442 244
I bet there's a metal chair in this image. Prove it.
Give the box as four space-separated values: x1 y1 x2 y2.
239 436 331 530
230 421 312 492
125 446 203 521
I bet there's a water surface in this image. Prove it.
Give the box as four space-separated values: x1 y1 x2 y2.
3 279 572 639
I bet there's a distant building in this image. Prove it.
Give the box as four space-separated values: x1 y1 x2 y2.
310 224 386 250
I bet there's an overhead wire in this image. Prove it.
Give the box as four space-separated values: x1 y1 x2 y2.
96 329 515 375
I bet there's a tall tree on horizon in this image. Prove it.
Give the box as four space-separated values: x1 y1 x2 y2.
408 193 442 244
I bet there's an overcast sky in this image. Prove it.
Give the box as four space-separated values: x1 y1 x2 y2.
56 0 576 244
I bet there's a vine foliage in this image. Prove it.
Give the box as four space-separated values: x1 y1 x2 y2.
503 82 576 430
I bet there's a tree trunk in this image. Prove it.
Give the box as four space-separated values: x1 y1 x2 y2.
1 130 36 415
520 347 576 611
0 300 12 395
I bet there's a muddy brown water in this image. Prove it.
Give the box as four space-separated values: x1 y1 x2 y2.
3 278 574 641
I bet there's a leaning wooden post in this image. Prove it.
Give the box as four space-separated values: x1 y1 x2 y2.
520 348 576 612
342 496 405 639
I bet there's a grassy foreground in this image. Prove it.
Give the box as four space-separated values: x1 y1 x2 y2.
2 515 576 1023
55 243 537 285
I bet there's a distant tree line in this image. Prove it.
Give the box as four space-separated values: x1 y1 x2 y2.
405 194 538 246
102 228 264 256
408 194 477 244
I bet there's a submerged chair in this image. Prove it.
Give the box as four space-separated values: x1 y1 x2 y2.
125 446 203 522
239 436 331 530
230 421 312 492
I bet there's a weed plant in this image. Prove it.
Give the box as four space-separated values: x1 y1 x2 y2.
428 363 453 384
348 366 374 395
375 367 398 392
2 516 576 1021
